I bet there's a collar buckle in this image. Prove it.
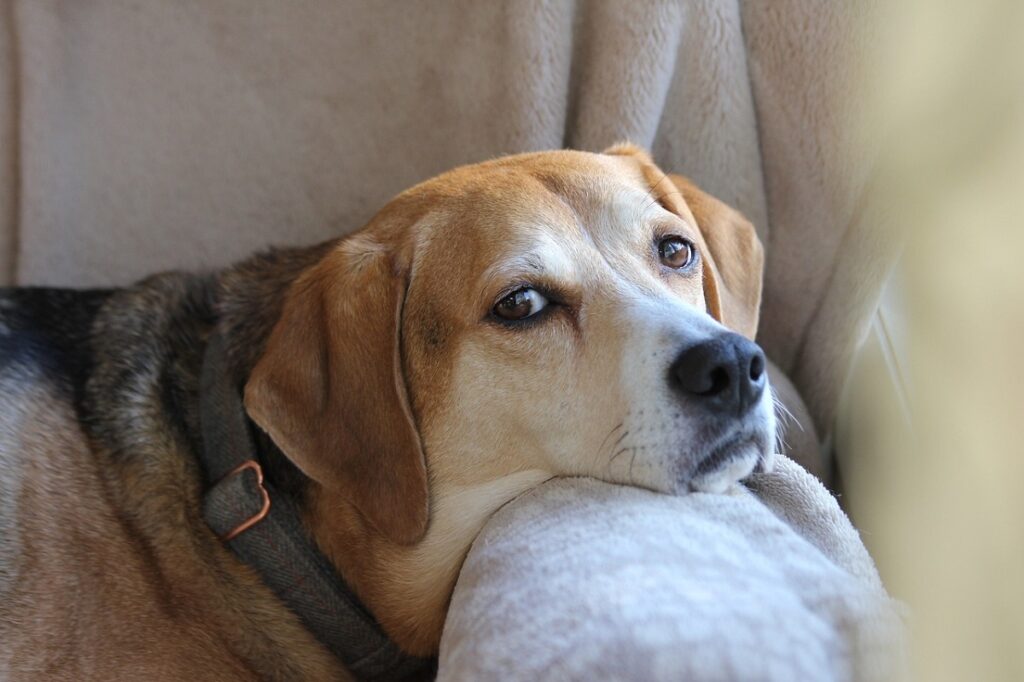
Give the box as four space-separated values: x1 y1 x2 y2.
217 459 271 542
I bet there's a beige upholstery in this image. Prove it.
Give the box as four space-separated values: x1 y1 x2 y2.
0 1 887 448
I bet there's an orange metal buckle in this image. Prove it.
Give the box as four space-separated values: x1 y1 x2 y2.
219 460 271 542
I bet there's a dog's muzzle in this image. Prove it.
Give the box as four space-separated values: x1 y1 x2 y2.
668 331 771 493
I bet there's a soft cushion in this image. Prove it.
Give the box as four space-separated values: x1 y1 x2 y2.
439 456 903 681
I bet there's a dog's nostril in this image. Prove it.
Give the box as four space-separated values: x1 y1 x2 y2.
705 367 730 396
749 352 765 382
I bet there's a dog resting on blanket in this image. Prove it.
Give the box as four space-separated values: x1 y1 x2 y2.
0 145 777 680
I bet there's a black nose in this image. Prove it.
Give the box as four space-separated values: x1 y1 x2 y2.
670 333 766 416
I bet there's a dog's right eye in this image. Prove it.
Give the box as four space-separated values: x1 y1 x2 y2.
493 287 549 322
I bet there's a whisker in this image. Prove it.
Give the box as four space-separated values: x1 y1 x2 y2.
605 446 625 477
598 423 623 457
638 167 673 214
643 167 672 204
772 394 802 454
593 422 624 471
773 394 802 431
773 406 788 454
641 187 684 215
604 428 630 473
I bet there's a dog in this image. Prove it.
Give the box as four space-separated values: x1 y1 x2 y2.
0 145 774 680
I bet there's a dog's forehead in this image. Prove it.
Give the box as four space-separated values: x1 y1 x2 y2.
410 150 655 219
412 153 673 263
399 151 701 322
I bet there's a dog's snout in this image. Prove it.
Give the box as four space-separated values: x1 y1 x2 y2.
670 333 766 415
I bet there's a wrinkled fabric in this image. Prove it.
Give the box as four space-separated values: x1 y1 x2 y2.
440 457 905 681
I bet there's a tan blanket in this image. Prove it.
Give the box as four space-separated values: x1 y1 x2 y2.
440 456 905 681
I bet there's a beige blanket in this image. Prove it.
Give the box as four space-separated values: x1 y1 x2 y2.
0 0 886 437
440 457 905 681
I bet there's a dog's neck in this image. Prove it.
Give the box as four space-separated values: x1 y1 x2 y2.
213 241 509 655
215 242 550 656
214 240 334 504
305 465 551 654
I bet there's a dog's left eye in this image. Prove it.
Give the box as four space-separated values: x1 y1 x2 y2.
493 287 549 321
658 236 696 269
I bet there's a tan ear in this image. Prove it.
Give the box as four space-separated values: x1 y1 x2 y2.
243 236 428 545
668 173 763 340
604 143 764 339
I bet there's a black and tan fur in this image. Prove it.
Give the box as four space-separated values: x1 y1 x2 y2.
0 147 772 680
0 247 353 679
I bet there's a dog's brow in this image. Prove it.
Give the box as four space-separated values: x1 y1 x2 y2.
523 254 544 272
478 252 578 313
484 254 560 284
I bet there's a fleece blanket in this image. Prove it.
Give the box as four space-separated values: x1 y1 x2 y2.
439 456 904 681
0 0 888 437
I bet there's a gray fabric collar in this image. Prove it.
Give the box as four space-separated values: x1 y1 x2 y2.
198 333 431 681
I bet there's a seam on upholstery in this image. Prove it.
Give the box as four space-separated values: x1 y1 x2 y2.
561 0 584 149
648 1 687 157
736 1 772 277
788 168 880 433
3 0 21 285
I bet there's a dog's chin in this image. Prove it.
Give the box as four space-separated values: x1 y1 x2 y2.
683 434 773 494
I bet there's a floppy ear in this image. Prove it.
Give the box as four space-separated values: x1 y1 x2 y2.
243 236 428 545
604 143 764 339
668 174 763 340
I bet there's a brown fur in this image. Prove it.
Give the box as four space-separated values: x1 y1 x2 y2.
0 278 348 680
0 146 765 677
604 143 763 339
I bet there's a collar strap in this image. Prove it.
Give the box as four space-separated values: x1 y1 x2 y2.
198 333 431 681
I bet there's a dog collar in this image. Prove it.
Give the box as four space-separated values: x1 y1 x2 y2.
198 332 431 681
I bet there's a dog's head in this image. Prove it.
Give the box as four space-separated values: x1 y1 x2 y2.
244 145 773 548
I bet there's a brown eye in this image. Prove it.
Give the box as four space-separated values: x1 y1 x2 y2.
658 236 695 269
493 287 549 321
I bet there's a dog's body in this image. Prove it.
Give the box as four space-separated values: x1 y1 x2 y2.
0 268 355 680
0 147 774 680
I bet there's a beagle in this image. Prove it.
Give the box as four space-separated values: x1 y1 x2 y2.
0 145 772 680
